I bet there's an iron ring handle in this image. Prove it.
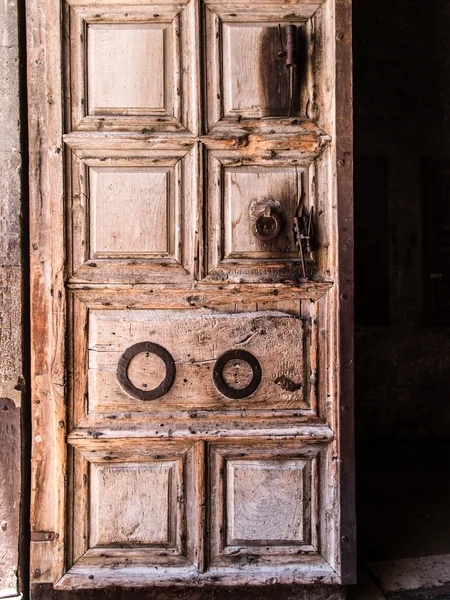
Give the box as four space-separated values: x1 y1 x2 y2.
212 349 262 399
117 342 176 401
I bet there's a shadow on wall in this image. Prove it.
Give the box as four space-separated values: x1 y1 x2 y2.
353 0 450 439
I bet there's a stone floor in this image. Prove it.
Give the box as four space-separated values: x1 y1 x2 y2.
350 441 450 600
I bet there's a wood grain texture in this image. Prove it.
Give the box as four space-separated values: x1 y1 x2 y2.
87 24 169 114
32 583 347 600
27 0 353 592
27 0 67 582
67 0 198 133
226 459 307 543
90 461 174 547
66 146 197 283
87 309 306 412
335 0 356 584
208 440 321 569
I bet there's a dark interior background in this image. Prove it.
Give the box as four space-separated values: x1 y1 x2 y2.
354 0 450 441
353 0 450 569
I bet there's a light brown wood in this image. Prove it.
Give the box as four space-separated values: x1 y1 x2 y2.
87 309 305 412
28 0 354 593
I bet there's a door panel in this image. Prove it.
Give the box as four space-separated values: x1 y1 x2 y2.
67 146 198 283
28 0 354 593
65 440 204 584
68 0 198 132
87 309 306 413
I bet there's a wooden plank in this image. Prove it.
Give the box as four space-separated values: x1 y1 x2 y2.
27 0 67 582
68 424 334 442
68 282 334 306
86 309 306 412
335 0 356 585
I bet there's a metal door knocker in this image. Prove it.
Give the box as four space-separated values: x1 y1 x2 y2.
213 349 262 399
117 342 176 401
250 198 284 242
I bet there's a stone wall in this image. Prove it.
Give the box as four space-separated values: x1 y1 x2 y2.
0 0 24 596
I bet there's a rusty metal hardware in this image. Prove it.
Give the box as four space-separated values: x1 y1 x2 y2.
117 342 176 401
254 207 281 241
294 207 315 279
31 531 57 541
250 197 283 242
213 349 262 400
278 24 297 115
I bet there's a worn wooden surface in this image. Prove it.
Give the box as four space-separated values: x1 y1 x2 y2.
27 0 354 594
335 0 356 584
87 309 305 412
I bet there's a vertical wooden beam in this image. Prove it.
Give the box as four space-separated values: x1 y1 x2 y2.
335 0 356 585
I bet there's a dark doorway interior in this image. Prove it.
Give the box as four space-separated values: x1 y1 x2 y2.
353 0 450 596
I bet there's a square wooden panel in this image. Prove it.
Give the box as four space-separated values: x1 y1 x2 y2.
226 460 307 544
203 0 322 129
208 440 322 567
89 167 171 258
66 0 198 132
90 461 176 547
223 167 299 259
66 145 198 284
87 23 171 117
67 439 203 571
205 150 309 282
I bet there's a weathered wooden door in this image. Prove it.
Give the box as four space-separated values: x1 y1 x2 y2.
27 0 354 595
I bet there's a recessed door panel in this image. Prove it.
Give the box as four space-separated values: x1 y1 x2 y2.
66 146 198 283
208 440 323 569
87 23 170 115
86 308 306 413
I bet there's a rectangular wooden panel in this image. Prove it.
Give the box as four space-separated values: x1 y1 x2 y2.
87 308 306 413
90 168 170 257
203 0 324 129
226 459 307 544
224 167 300 258
65 439 203 579
66 0 199 133
205 151 314 283
222 23 292 117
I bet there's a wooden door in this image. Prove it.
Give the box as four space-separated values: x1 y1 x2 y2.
27 0 354 594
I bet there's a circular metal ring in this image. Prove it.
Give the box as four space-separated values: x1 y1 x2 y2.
253 210 282 241
117 342 176 401
213 349 262 399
